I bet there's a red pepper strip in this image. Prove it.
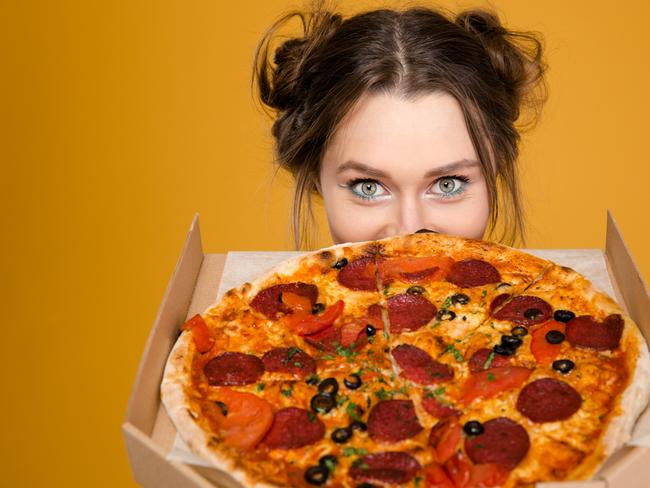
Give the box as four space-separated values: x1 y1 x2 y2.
285 300 344 336
180 314 215 353
459 366 532 405
429 417 462 464
530 320 566 365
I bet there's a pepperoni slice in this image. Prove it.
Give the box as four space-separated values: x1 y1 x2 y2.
262 407 325 449
387 293 437 332
348 451 421 484
468 348 510 373
250 283 318 319
303 326 341 352
368 399 423 442
465 418 529 468
261 347 315 377
565 314 624 351
204 352 264 386
392 344 454 384
447 259 501 288
421 395 461 419
337 256 377 291
516 378 582 423
492 295 553 326
489 293 511 315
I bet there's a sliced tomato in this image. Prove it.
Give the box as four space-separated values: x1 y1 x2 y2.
340 319 366 346
530 320 566 365
366 304 385 330
180 314 215 353
422 395 461 419
429 417 462 464
379 256 454 284
459 366 532 405
280 291 312 313
423 462 455 488
444 451 472 488
467 463 510 487
283 300 344 336
211 388 273 451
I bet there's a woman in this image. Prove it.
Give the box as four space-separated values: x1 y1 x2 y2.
253 1 546 249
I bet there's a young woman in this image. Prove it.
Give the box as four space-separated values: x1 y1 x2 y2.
253 1 547 249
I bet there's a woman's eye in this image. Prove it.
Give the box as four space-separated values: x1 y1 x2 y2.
347 179 389 200
430 176 469 198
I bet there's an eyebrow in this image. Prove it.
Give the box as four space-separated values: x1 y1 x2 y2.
336 159 481 179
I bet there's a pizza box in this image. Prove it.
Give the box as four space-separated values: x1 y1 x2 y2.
122 210 650 488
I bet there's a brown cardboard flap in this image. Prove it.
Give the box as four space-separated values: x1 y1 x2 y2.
605 210 650 342
125 214 204 432
123 422 214 488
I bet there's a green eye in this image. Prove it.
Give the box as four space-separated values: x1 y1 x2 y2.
360 181 377 196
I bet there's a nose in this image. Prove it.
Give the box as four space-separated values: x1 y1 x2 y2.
395 196 429 235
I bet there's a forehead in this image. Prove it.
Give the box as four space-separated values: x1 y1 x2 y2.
323 91 477 172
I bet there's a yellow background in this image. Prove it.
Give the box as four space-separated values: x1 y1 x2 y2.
2 0 649 486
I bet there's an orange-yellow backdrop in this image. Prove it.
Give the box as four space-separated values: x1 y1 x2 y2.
2 0 649 486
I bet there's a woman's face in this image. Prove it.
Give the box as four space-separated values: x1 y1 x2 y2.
319 91 491 244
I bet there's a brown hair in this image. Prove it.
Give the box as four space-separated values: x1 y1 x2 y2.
252 0 547 249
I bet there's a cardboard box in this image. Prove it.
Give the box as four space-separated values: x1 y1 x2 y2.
123 211 650 487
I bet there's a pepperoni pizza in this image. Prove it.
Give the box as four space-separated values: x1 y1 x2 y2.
161 233 650 488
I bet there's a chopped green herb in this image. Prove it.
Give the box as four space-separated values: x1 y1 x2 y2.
321 354 335 360
368 335 375 344
434 387 446 396
346 402 361 421
441 296 453 309
293 361 303 368
286 347 300 360
305 373 320 384
307 411 317 423
383 284 391 296
280 386 293 397
424 390 434 399
337 394 350 406
351 459 369 470
486 372 496 382
431 320 441 329
444 344 464 362
374 387 393 400
414 476 423 487
323 457 336 473
481 290 488 298
342 447 368 457
335 344 358 359
383 329 389 341
255 383 265 392
483 351 495 370
366 396 372 408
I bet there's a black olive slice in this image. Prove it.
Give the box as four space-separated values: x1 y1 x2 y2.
501 335 523 348
463 420 484 436
436 309 456 321
554 310 576 323
331 427 352 443
524 308 543 319
344 374 362 390
451 293 470 305
365 324 376 337
318 377 339 397
511 325 528 337
214 401 228 417
304 465 328 485
552 359 575 374
545 330 565 344
332 258 348 269
406 285 425 295
349 420 368 432
493 344 515 356
310 393 336 414
311 303 325 314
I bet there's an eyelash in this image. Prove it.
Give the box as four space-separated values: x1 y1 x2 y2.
344 175 470 201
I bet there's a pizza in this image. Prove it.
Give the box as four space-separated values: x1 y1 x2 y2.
161 232 650 488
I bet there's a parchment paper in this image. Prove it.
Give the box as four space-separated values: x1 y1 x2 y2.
167 248 650 467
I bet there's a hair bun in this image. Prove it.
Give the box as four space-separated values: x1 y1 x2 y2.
456 10 547 127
